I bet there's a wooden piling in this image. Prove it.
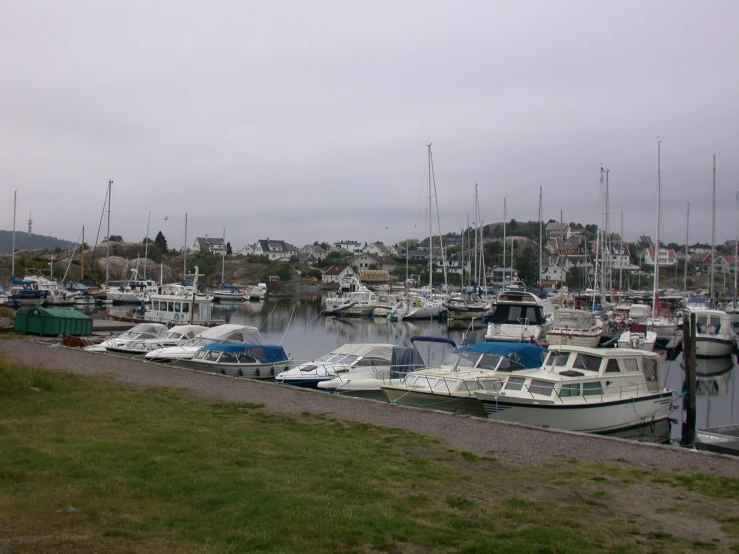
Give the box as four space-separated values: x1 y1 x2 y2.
681 312 697 447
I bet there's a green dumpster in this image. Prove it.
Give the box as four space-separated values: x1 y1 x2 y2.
14 308 93 337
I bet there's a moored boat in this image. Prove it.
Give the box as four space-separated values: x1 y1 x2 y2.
545 309 603 348
484 291 550 343
176 343 293 378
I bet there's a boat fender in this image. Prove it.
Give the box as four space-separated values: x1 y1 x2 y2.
221 369 227 375
238 369 243 377
270 366 275 376
255 368 260 377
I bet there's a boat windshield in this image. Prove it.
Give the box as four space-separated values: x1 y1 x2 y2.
443 351 481 369
315 353 359 365
163 331 185 340
182 337 220 348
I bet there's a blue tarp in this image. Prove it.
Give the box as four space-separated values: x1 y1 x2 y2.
459 342 547 369
410 336 457 347
203 343 289 363
11 276 36 285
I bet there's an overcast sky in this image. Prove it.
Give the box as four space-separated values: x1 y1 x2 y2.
2 1 738 251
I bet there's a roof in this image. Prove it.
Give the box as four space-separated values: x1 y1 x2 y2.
203 343 289 362
546 222 568 231
196 237 225 251
330 343 396 360
461 342 548 369
323 266 350 276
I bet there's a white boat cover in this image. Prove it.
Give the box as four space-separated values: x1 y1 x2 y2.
163 325 208 339
551 309 596 329
197 324 263 344
330 343 395 360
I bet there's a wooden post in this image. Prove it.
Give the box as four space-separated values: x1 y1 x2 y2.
681 313 697 446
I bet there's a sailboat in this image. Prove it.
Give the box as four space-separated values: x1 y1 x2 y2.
390 144 446 321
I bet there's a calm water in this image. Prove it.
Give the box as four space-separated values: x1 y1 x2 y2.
87 296 739 444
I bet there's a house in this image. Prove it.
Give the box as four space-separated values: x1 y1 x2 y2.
690 252 712 268
352 253 398 272
362 242 395 258
714 256 738 273
444 236 463 247
602 242 630 268
237 244 256 256
321 266 354 285
253 239 298 261
486 266 519 286
690 243 712 255
443 257 472 277
643 247 677 267
192 236 226 255
334 240 363 254
547 235 585 255
358 269 392 285
546 222 571 239
638 236 655 249
299 244 327 261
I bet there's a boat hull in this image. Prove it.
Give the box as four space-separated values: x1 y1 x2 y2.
545 330 602 348
475 391 672 433
176 359 292 379
381 387 487 418
694 336 734 358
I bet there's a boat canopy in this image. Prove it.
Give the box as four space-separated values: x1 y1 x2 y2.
551 309 596 328
410 336 457 347
389 346 425 378
11 276 36 285
198 324 263 344
203 343 289 362
330 343 395 360
461 342 548 369
488 303 547 325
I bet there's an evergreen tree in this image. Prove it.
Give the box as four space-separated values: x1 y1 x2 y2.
226 242 232 255
154 231 168 253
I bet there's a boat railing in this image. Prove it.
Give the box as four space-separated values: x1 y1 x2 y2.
486 380 646 404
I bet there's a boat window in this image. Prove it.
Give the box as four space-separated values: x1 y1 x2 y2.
642 358 658 383
477 354 502 370
553 353 570 367
605 359 620 373
300 365 318 372
413 376 433 388
183 303 189 313
356 357 384 367
544 352 556 366
622 358 638 372
508 306 522 321
204 351 221 362
152 300 159 310
583 382 603 396
219 353 238 364
504 377 526 391
316 353 339 362
247 347 266 360
478 379 503 391
403 375 417 385
496 357 526 372
193 350 208 360
225 332 244 342
338 355 359 365
237 354 258 364
460 380 480 392
573 354 601 372
168 302 174 312
434 379 457 392
559 383 580 397
173 302 180 312
443 351 479 368
529 380 554 396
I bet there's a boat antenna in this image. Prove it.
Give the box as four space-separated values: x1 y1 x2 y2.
221 227 226 286
143 211 151 280
503 196 507 287
652 140 661 315
184 212 188 281
538 185 543 289
684 201 689 293
710 154 716 300
105 179 112 287
11 190 16 278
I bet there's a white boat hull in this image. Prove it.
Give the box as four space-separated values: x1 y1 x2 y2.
617 331 657 352
485 323 545 343
176 359 292 379
694 336 734 358
382 387 487 417
475 391 672 433
545 329 602 348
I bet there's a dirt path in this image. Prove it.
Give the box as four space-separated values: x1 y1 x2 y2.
2 339 738 476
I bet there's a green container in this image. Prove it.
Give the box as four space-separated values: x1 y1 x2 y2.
14 308 93 337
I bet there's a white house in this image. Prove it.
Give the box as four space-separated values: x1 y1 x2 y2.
714 256 738 274
254 239 298 261
546 222 571 240
352 253 398 271
299 244 327 261
643 247 677 267
237 244 256 256
362 242 395 258
321 266 354 284
334 240 363 254
193 237 226 255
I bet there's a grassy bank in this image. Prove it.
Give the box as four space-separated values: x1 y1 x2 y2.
1 356 738 553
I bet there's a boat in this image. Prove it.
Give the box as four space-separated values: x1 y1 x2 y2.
381 342 548 417
689 309 735 358
276 343 403 389
484 290 550 343
390 292 446 320
646 296 678 347
324 286 377 317
104 324 207 357
212 285 248 303
84 323 168 353
144 324 263 362
107 269 159 304
545 309 603 348
9 277 49 306
695 425 739 456
616 324 658 351
474 345 673 434
316 336 446 400
245 283 267 300
175 343 293 379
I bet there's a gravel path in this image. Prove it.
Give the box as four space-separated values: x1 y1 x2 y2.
3 339 738 476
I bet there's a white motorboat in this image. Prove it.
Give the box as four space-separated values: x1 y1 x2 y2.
104 325 207 357
474 346 673 434
176 343 293 379
317 336 448 400
690 309 735 358
545 309 603 348
212 285 248 303
484 291 550 343
246 283 267 300
277 343 400 389
616 325 658 351
381 342 548 417
84 322 168 353
724 301 739 330
108 284 221 326
390 293 446 320
324 287 378 317
144 324 263 362
107 269 159 304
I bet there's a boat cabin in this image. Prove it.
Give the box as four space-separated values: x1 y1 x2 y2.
488 292 547 326
147 294 214 325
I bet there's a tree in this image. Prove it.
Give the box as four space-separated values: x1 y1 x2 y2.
514 246 538 286
226 242 232 255
154 231 168 253
108 234 123 242
566 267 582 289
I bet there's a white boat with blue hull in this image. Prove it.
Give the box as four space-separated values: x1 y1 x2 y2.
474 346 673 434
177 343 293 379
144 324 263 362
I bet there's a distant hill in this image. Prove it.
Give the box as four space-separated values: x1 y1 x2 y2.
0 230 76 254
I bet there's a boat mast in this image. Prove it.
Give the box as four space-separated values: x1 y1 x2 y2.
538 185 542 289
653 140 661 314
184 212 188 281
502 197 507 287
603 167 610 295
81 226 85 280
426 143 433 290
684 202 690 293
592 167 602 310
11 190 16 278
221 227 226 285
619 211 623 293
473 186 478 287
735 193 738 302
710 155 716 300
105 180 112 287
143 211 151 280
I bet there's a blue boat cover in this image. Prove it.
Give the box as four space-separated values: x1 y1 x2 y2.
410 336 457 347
203 343 289 362
459 342 547 369
11 276 36 285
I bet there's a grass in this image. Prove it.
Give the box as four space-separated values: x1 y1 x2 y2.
0 355 737 553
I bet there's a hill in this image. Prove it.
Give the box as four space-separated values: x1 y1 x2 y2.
0 230 76 254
